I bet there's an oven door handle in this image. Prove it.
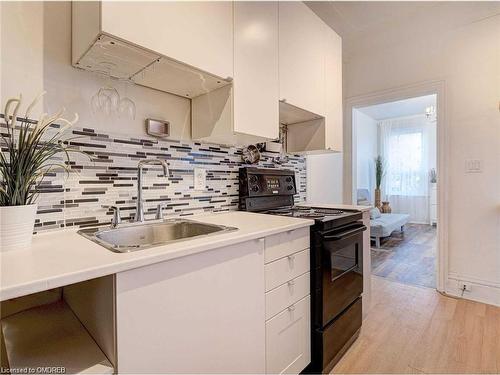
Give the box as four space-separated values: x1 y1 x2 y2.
331 265 359 282
323 225 366 241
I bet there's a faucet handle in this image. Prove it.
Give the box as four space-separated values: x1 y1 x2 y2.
103 205 121 228
155 202 167 220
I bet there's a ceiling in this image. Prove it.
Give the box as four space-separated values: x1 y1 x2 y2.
305 1 440 38
357 94 436 120
306 1 500 56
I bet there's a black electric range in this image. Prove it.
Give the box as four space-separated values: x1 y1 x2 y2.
239 167 366 374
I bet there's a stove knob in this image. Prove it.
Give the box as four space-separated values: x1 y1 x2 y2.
286 177 292 182
251 185 260 192
249 175 258 183
287 185 293 190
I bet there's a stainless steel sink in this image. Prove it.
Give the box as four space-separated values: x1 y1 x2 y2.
78 219 238 253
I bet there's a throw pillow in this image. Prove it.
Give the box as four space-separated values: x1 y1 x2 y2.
370 207 382 219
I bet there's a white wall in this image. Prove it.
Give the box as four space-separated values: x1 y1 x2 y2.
344 10 500 305
0 2 44 106
353 109 377 199
0 2 191 139
306 153 343 204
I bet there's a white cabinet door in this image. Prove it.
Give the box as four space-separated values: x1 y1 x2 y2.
324 29 343 152
100 1 233 79
279 1 326 116
266 295 311 374
116 239 265 373
233 1 279 140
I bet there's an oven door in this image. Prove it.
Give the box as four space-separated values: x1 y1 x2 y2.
320 222 365 326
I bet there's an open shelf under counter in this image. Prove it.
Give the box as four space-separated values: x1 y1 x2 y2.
1 300 113 374
1 276 115 374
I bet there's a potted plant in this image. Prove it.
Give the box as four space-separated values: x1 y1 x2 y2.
374 155 385 209
429 168 437 184
0 93 79 252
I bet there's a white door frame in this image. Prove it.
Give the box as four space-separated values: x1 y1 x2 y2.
343 80 448 292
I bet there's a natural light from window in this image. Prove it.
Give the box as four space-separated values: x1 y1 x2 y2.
387 131 425 196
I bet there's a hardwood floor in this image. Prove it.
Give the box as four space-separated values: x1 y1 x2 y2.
332 277 500 374
371 224 436 288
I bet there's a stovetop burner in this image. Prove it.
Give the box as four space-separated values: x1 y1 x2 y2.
264 206 345 219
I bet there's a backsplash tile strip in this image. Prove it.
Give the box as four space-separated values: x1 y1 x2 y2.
1 119 306 233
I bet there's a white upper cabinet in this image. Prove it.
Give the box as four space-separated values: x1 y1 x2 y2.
72 1 232 98
233 1 279 140
279 2 326 117
99 1 233 80
72 1 342 149
279 2 343 153
192 1 280 144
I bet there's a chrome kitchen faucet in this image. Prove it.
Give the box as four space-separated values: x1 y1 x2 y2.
134 159 170 222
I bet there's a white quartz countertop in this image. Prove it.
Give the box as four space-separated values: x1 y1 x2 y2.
297 202 372 212
0 211 313 301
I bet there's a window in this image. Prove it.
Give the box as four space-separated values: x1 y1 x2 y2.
379 116 431 198
387 130 425 196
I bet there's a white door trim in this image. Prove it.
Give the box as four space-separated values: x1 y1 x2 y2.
343 79 448 292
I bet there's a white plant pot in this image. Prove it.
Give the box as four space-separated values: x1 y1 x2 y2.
0 204 38 252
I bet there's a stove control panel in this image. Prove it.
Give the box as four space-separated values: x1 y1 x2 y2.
239 167 297 211
244 172 296 196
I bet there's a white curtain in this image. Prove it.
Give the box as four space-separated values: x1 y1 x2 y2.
379 115 434 223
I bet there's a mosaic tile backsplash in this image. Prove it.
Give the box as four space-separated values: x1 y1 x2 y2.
2 122 306 233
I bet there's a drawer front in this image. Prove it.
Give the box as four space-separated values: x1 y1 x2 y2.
319 297 362 372
265 248 310 292
265 227 310 264
266 272 310 320
266 295 311 374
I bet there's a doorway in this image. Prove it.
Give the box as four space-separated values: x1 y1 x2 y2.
352 94 438 289
344 81 447 291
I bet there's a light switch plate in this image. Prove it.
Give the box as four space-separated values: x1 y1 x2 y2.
465 159 482 173
194 168 206 190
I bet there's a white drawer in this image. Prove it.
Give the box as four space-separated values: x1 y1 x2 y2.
265 295 311 374
265 227 310 264
266 272 310 320
265 248 310 292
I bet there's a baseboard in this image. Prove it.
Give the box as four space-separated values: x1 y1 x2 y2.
446 273 500 307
